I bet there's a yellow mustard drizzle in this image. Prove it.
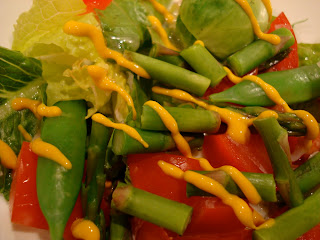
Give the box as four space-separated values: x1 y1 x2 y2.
145 99 266 227
87 65 137 120
11 98 62 119
193 40 205 47
261 0 273 22
224 67 320 142
147 0 175 24
37 103 62 118
92 113 149 148
18 124 33 142
30 138 72 169
234 0 280 45
0 140 17 169
71 218 100 240
152 86 253 144
144 100 192 157
158 161 274 229
63 21 150 79
147 16 179 52
11 98 42 120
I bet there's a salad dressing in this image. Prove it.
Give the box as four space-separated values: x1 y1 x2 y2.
71 218 100 240
18 124 33 142
0 140 17 169
30 138 72 169
144 100 192 157
158 161 274 229
146 99 270 229
11 98 42 120
11 98 62 119
147 0 175 24
63 21 150 79
147 16 179 52
234 0 280 45
224 67 320 142
87 65 137 120
91 113 149 148
261 0 273 21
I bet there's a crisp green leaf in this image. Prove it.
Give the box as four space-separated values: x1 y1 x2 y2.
298 43 320 66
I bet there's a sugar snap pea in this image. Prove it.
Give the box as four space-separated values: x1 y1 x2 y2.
36 100 87 240
209 64 320 106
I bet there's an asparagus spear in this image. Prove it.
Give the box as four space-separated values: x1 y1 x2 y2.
253 188 320 240
295 151 320 194
82 120 112 239
140 105 221 133
227 28 295 76
112 127 175 155
112 183 193 235
109 210 131 240
253 117 304 207
180 43 227 87
186 170 277 202
125 51 211 96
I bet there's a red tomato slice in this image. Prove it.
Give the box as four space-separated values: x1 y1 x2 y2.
298 224 320 240
82 0 112 13
266 12 299 72
9 142 83 240
203 133 273 174
128 153 250 239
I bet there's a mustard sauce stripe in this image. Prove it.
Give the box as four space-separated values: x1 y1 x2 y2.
0 140 17 169
63 21 150 79
234 0 280 45
30 138 72 169
71 219 100 240
147 16 179 52
92 113 149 148
87 65 137 120
224 67 319 142
18 124 33 142
261 0 273 22
144 100 192 157
148 0 175 24
158 160 269 229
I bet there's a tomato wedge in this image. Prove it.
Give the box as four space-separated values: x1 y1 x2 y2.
203 133 273 174
9 142 83 240
266 12 299 72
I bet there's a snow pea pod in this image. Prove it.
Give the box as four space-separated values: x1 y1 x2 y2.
209 64 320 106
36 100 87 240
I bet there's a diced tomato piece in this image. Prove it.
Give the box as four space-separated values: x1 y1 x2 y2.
128 153 202 202
183 197 246 235
298 224 320 240
128 153 251 240
266 12 299 72
203 77 235 99
9 142 83 240
203 133 273 174
82 0 112 13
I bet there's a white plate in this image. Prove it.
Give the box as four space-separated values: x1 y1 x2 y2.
0 0 320 239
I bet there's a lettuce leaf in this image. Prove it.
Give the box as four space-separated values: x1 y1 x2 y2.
0 47 45 200
11 0 121 116
298 43 320 66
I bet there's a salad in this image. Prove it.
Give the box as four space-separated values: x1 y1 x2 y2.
1 0 320 239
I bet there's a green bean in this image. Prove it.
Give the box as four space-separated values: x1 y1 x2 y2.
209 64 320 106
36 100 87 240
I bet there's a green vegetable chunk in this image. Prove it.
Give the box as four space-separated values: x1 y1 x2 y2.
37 100 87 240
179 0 269 59
209 64 320 106
112 183 193 235
253 188 320 240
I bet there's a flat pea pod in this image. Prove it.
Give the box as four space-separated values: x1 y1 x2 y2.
37 100 87 240
209 63 320 106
